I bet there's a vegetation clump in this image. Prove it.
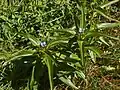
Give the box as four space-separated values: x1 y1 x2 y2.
0 0 120 90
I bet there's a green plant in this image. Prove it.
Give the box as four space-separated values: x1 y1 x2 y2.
0 0 120 90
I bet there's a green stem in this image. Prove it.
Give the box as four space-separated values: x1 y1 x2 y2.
81 5 85 29
80 0 86 29
77 40 84 67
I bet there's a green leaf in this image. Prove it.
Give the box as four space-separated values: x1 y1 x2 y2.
101 0 119 8
97 23 120 29
28 36 40 46
30 66 35 90
85 46 101 57
74 14 79 31
101 66 115 71
0 16 8 21
75 71 85 80
88 50 96 63
10 49 35 61
70 54 80 61
44 53 53 90
49 29 76 35
0 38 3 41
21 33 40 46
95 9 120 22
47 40 68 49
0 52 10 60
84 31 99 39
99 36 109 46
59 77 78 90
100 33 119 40
84 31 119 40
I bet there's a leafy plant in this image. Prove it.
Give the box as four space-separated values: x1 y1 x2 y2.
0 0 120 90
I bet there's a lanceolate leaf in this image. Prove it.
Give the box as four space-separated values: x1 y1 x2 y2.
47 40 68 49
84 31 119 40
97 23 120 29
44 53 53 90
48 29 76 35
10 49 35 61
30 66 35 90
59 77 78 90
21 33 40 46
85 46 101 57
99 36 109 46
75 71 85 80
70 54 81 61
28 36 40 46
95 9 120 22
88 50 96 63
100 33 119 40
0 49 35 61
101 0 119 8
84 31 99 39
